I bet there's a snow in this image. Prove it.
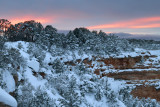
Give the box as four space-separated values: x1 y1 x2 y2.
0 87 17 107
28 58 40 72
17 72 22 81
149 50 160 55
115 48 152 58
46 89 62 100
44 52 53 63
5 41 28 51
85 94 108 107
117 100 126 107
19 50 29 59
24 68 46 89
2 41 160 106
108 77 126 93
3 71 15 93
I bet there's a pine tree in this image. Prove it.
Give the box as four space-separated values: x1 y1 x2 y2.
59 76 81 107
29 87 53 107
52 59 64 74
95 84 103 101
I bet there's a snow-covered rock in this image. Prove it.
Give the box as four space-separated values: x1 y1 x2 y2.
0 87 17 107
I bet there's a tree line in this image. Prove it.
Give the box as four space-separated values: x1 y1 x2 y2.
1 19 160 55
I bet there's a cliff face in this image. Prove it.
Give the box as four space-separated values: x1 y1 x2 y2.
65 55 143 69
64 53 160 101
97 56 142 69
131 85 160 101
99 55 160 101
106 71 160 80
66 55 155 75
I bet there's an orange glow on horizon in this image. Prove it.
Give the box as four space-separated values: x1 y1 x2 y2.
105 32 113 34
87 16 160 29
8 15 55 25
131 23 160 28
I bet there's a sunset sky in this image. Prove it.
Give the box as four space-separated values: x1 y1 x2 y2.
0 0 160 35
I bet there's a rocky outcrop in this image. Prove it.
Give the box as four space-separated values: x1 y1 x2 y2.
97 56 142 69
106 71 160 80
64 56 143 69
131 85 160 101
63 54 160 102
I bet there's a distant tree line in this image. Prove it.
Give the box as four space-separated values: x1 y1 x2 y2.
128 39 160 50
1 19 160 55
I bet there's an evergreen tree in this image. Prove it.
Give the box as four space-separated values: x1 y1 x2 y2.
95 84 103 101
52 59 64 74
59 76 81 107
0 19 11 35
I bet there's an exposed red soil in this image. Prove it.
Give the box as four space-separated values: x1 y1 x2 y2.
32 71 46 79
0 102 10 107
64 61 76 66
131 85 160 101
64 55 160 101
126 80 158 85
13 74 18 85
106 71 160 80
64 55 153 70
106 70 160 101
97 56 142 69
94 69 105 75
9 91 17 99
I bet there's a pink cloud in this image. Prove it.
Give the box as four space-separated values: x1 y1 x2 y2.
87 16 160 29
8 14 56 25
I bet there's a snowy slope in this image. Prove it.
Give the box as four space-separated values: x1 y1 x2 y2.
1 41 159 107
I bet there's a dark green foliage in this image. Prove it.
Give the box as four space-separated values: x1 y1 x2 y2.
52 59 64 74
49 74 69 96
0 36 7 50
65 31 79 50
0 18 160 56
17 83 54 107
17 82 34 107
95 84 103 101
0 47 26 70
27 43 45 64
0 19 11 35
2 18 160 56
45 25 57 35
75 62 89 75
79 80 96 93
44 25 58 47
6 20 43 42
59 76 81 107
128 39 160 50
0 70 7 89
59 92 81 107
73 28 90 45
29 88 53 107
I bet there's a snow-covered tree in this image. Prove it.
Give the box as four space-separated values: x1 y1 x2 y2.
59 76 81 107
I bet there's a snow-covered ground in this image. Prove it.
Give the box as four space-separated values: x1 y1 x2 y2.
1 41 160 107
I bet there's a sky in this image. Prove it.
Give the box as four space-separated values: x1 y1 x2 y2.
0 0 160 36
